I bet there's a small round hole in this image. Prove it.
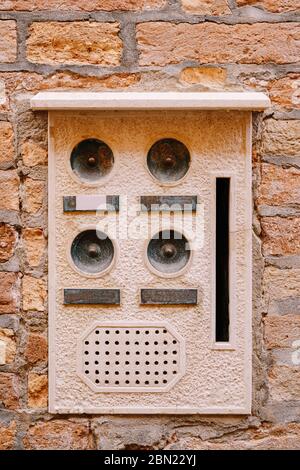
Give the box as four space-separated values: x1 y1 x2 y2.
85 370 89 374
85 341 89 345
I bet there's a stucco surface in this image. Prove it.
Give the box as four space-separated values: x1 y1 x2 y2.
49 110 252 413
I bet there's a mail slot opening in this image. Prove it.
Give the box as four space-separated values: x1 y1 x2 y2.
215 177 230 343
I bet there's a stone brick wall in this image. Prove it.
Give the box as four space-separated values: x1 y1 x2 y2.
0 0 299 450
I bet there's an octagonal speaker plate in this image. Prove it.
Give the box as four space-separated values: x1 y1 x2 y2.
77 322 185 393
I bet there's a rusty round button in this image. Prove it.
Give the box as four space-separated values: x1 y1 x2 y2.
147 229 190 275
70 139 114 183
71 229 114 275
147 138 190 183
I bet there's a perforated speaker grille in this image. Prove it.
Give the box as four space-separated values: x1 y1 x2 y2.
77 322 185 392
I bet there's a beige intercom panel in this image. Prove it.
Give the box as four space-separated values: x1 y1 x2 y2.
33 92 269 414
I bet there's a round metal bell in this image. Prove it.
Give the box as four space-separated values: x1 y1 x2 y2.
147 138 190 183
70 139 114 183
147 229 191 275
71 229 114 275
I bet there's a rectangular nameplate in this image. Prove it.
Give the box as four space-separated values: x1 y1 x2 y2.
140 196 197 212
64 289 120 305
140 289 198 305
63 195 119 212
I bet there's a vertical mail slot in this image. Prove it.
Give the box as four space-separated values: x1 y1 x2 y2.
32 91 270 415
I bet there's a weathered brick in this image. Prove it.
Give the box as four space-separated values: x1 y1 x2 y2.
0 272 20 314
0 0 165 11
25 333 47 364
172 424 300 450
258 164 300 207
22 141 47 167
0 72 140 102
179 66 227 88
28 372 48 408
137 22 300 66
0 328 16 364
23 178 45 214
0 373 19 409
0 122 14 169
240 73 300 110
0 421 16 450
262 217 300 256
0 223 17 263
268 364 300 401
264 315 300 349
0 170 19 211
0 21 17 63
22 275 46 312
27 22 122 66
268 74 300 110
181 0 231 14
23 420 91 450
236 0 300 13
263 267 300 315
261 120 300 157
23 228 46 267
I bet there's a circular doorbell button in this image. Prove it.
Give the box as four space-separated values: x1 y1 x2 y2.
70 138 114 184
147 138 190 184
70 229 114 275
147 229 191 277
